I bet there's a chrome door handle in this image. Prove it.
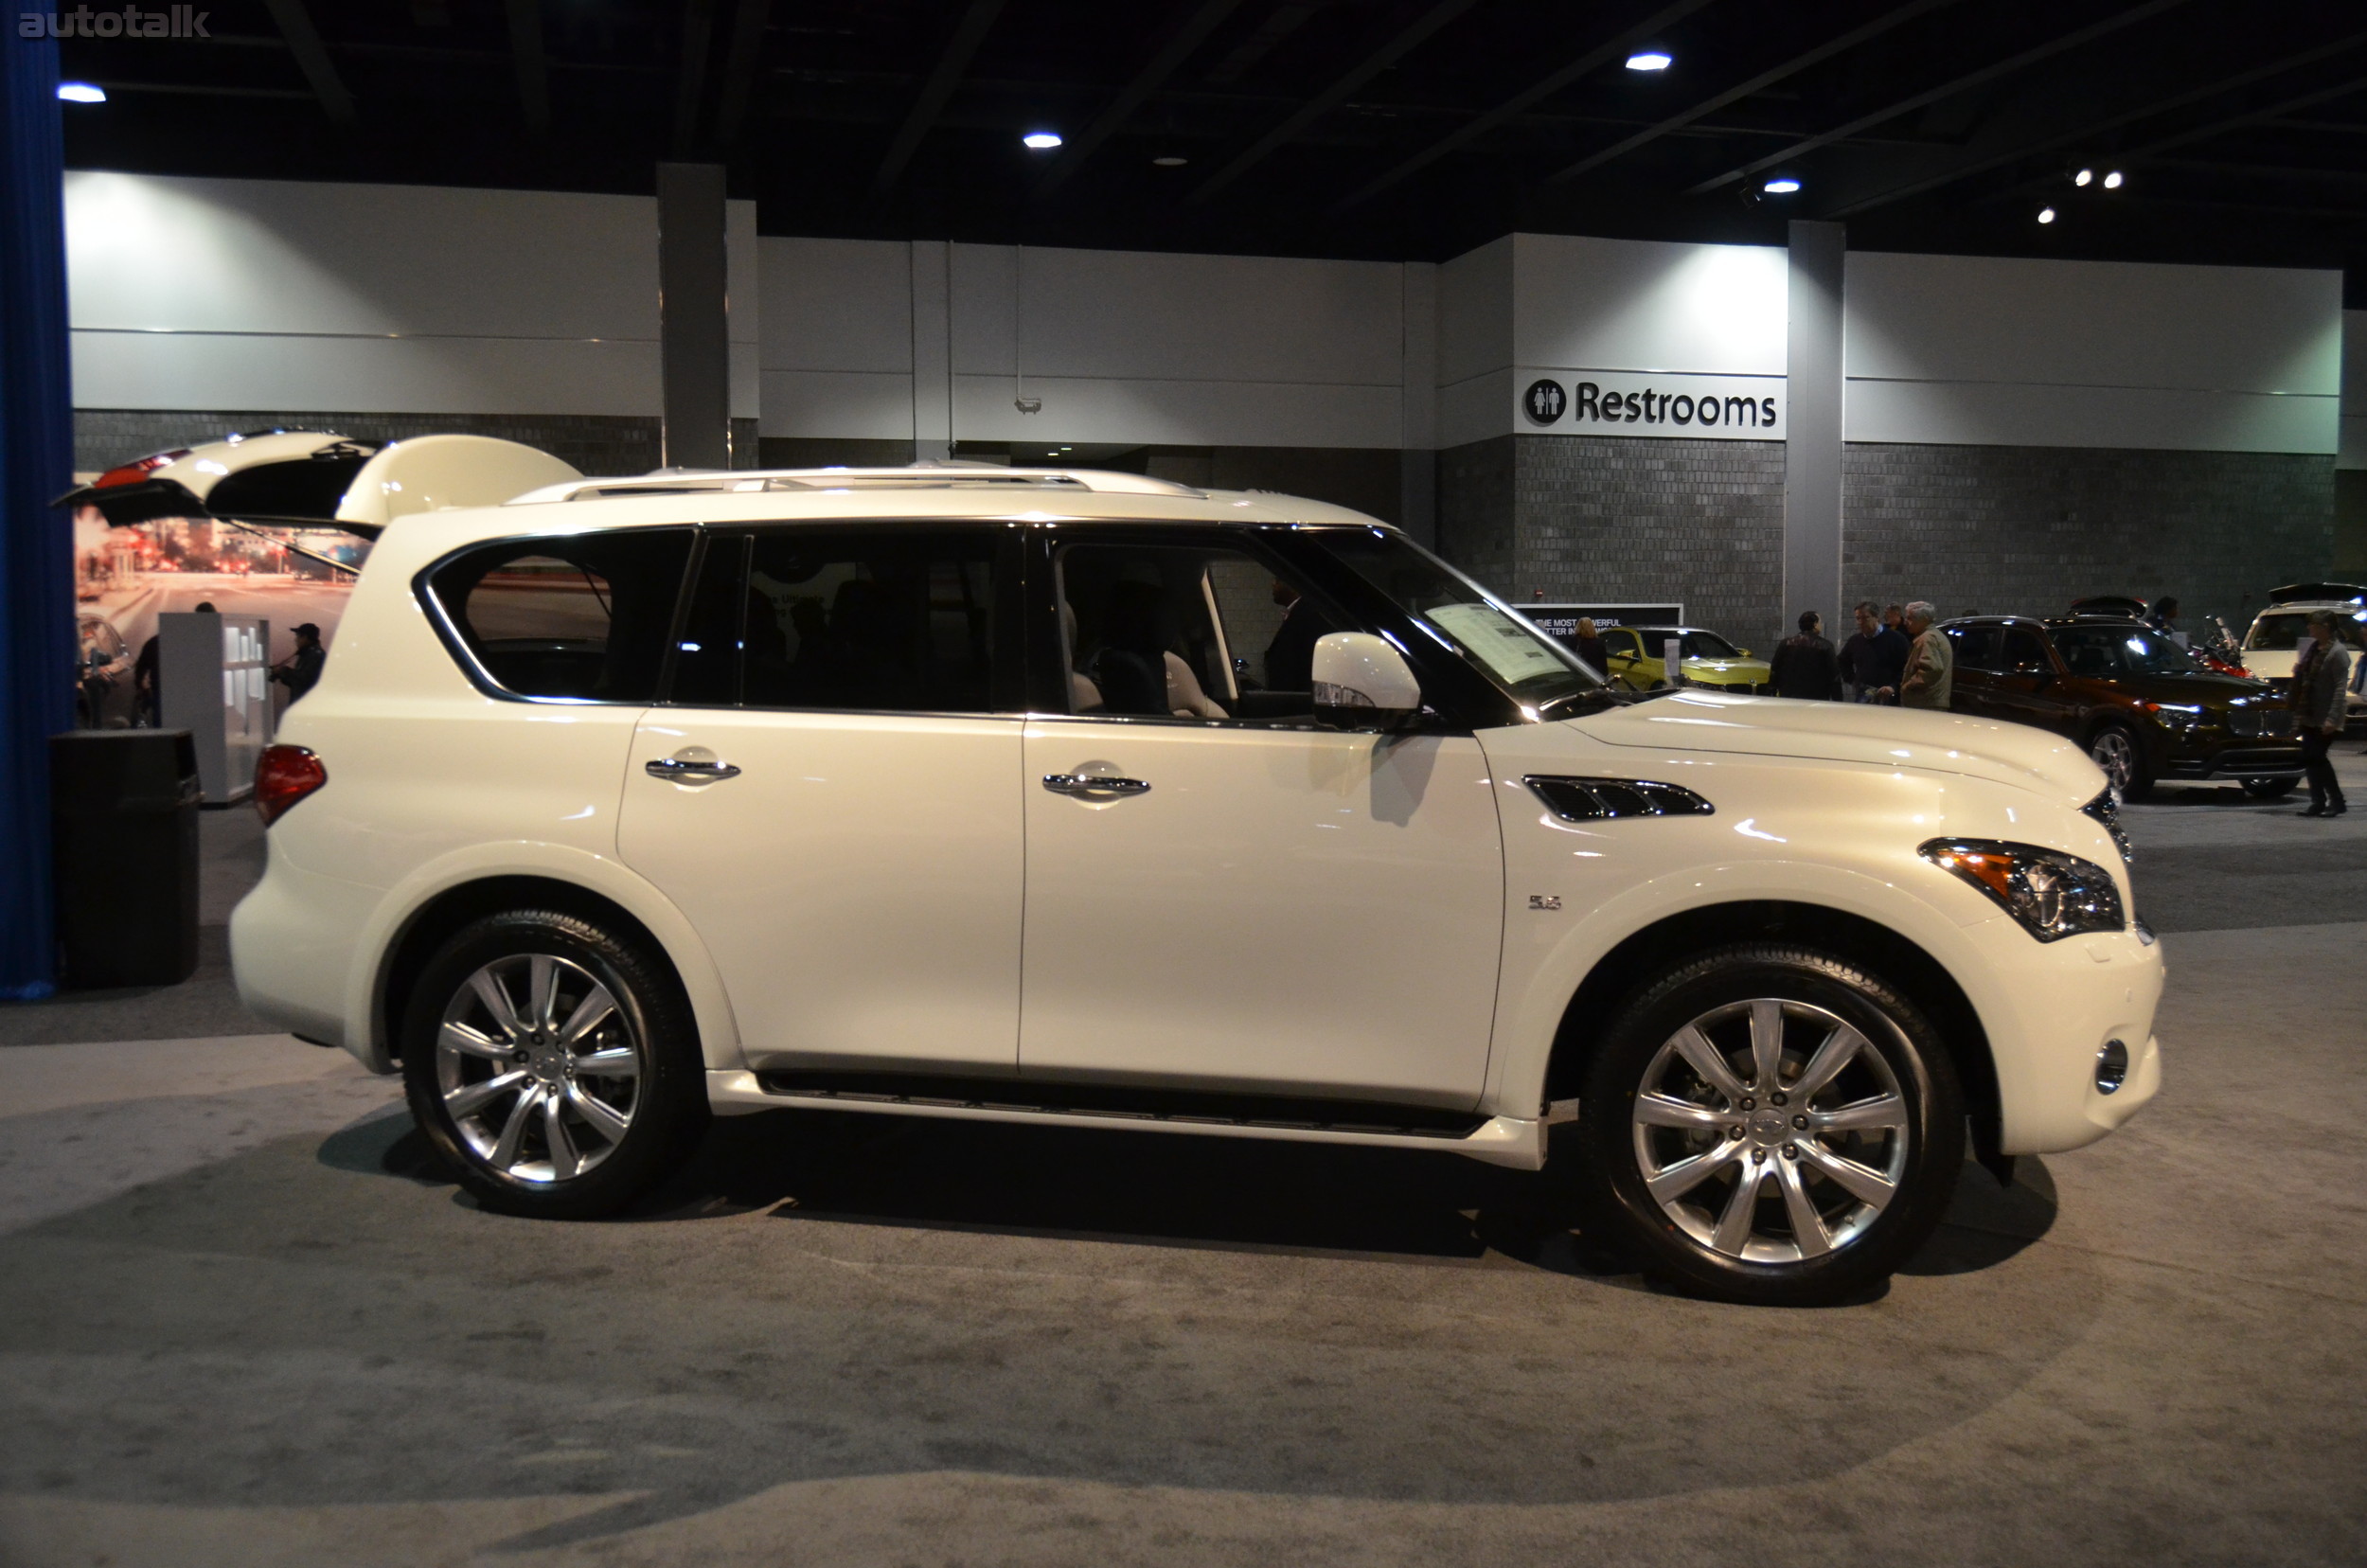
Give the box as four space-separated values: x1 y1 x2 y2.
646 757 741 783
1041 773 1150 797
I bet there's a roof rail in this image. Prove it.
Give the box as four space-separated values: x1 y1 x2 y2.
532 465 1208 504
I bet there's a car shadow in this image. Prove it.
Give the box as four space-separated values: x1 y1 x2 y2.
321 1102 2046 1291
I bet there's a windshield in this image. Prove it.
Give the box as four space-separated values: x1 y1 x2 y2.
1308 529 1606 715
2246 612 2335 651
1632 629 1740 660
2053 624 2201 678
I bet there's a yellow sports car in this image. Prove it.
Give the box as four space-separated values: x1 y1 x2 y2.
1598 624 1771 693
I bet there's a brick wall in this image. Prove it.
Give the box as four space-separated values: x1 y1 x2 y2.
76 411 764 478
1843 444 2335 634
1435 437 1516 592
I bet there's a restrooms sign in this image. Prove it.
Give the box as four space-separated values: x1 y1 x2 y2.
1517 372 1784 440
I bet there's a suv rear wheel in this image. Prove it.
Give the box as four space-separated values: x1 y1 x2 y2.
1570 945 1965 1306
401 909 708 1219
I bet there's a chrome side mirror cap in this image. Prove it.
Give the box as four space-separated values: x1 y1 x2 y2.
1311 632 1421 731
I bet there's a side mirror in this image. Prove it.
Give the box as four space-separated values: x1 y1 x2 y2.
1312 632 1421 731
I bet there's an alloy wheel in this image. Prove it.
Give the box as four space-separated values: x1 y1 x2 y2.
434 952 644 1184
2089 729 2136 795
1629 998 1910 1264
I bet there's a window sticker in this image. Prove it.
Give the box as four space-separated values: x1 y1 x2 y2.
1425 603 1572 686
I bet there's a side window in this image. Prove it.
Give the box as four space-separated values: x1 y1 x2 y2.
425 527 693 702
2052 628 2121 679
1606 630 1638 659
2000 627 2053 673
1944 624 2001 672
670 527 1002 713
1059 542 1338 722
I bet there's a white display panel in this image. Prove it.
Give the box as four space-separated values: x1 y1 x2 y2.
157 611 270 803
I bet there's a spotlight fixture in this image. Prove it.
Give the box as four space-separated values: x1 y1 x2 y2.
57 81 106 103
2103 169 2124 189
1763 177 1801 195
1022 131 1062 151
1625 50 1673 71
1152 156 1188 168
2073 168 2093 187
2038 206 2056 224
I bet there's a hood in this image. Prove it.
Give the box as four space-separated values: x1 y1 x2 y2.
1568 689 2106 805
2108 669 2280 706
1682 655 1769 679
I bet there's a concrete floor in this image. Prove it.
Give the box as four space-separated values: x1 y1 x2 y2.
2 759 2363 1566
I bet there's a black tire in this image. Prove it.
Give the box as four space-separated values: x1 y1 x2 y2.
400 908 708 1220
2087 721 2152 801
2241 776 2300 800
1569 944 1965 1307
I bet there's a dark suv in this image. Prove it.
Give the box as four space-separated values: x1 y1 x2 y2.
1943 616 2303 799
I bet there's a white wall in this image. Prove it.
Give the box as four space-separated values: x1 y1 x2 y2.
756 237 1413 448
65 172 758 419
1844 251 2340 454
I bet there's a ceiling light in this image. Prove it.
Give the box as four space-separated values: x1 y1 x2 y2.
2073 168 2092 187
1762 177 1801 195
2103 169 2124 189
1022 131 1062 151
1152 156 1187 167
1625 50 1673 71
2038 206 2056 224
57 82 106 104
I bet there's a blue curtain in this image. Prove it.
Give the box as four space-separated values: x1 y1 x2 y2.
0 28 74 999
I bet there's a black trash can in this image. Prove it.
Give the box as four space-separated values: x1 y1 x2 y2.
51 730 203 989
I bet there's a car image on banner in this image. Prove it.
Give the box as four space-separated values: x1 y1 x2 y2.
62 431 581 726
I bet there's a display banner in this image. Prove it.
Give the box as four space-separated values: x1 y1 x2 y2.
1517 370 1783 440
1523 603 1685 647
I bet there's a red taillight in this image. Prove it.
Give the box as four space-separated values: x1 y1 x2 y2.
254 744 327 827
93 449 189 489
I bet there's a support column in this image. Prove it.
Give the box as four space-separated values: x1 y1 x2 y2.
657 162 730 471
0 27 75 997
910 241 952 461
1784 220 1845 634
1398 260 1438 546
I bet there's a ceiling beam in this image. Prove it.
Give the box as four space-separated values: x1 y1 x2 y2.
671 0 717 155
713 0 774 147
2115 69 2367 162
1032 0 1250 198
1330 0 1719 214
1830 28 2367 215
1187 0 1480 207
261 0 356 125
505 0 549 135
870 0 1011 200
1543 0 1958 187
1683 0 2192 196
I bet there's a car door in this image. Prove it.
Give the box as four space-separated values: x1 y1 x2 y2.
1984 625 2076 735
1018 531 1505 1108
616 524 1027 1074
1604 628 1643 687
1942 623 2002 716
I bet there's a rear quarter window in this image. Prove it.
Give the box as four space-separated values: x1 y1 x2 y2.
423 528 694 702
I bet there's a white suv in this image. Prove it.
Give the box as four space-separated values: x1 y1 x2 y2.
232 467 2162 1305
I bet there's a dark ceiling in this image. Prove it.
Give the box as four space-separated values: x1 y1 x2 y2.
54 0 2367 293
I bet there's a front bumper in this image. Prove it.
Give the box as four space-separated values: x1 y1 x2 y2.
1959 914 2165 1155
2161 743 2305 781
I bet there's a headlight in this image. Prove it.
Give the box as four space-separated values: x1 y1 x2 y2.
2145 702 2203 734
1919 838 2125 942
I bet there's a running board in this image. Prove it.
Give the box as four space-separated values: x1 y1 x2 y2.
703 1070 1544 1170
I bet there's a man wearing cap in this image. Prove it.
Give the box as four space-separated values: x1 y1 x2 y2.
272 623 327 704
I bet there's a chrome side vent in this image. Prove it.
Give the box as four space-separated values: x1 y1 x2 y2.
1523 775 1714 822
2083 788 2132 864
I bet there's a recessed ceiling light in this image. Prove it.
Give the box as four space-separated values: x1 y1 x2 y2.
1625 50 1673 71
2073 168 2093 187
2103 169 2124 189
57 82 106 103
1763 177 1801 195
1022 130 1062 151
1152 155 1188 167
2038 206 2056 224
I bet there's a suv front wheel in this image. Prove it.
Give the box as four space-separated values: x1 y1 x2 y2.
1571 945 1965 1306
401 909 709 1219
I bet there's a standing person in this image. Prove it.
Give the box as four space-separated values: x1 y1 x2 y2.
2292 611 2350 818
271 622 327 704
1897 600 1954 711
1838 600 1910 704
2146 595 2187 649
1881 603 1907 637
1571 616 1609 675
1770 611 1842 700
1262 579 1325 692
